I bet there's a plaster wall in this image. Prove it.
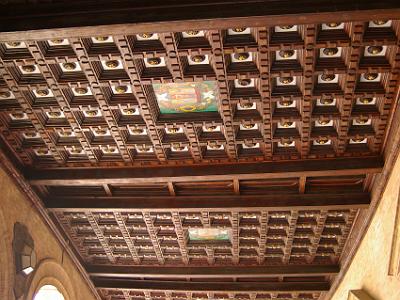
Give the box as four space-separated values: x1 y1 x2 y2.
0 166 97 300
331 155 400 300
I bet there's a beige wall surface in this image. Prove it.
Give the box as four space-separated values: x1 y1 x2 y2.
331 155 400 300
0 166 97 300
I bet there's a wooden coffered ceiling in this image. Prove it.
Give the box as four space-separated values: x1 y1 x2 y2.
1 1 400 300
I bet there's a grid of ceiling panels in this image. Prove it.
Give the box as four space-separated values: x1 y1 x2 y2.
0 20 399 168
54 208 356 266
98 290 322 300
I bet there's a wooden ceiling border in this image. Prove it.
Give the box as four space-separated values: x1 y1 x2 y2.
1 1 400 41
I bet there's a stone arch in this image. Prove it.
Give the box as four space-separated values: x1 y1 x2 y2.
24 259 77 300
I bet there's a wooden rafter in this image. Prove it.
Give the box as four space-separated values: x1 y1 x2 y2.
92 278 331 292
45 192 370 211
27 157 383 186
86 264 340 278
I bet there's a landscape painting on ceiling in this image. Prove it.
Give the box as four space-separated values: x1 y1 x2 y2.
153 81 219 114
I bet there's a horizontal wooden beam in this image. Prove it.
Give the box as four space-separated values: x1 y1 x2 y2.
87 264 340 279
27 156 383 186
92 278 330 292
46 192 370 211
1 0 400 41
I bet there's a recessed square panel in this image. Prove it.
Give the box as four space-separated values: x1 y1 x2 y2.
277 100 296 108
48 39 70 46
46 111 65 119
171 145 188 152
129 127 147 135
92 128 111 137
91 36 114 44
33 89 54 98
231 52 253 63
182 30 205 38
5 42 27 49
19 65 41 74
349 138 367 144
57 130 75 137
319 47 342 58
364 45 387 57
10 112 29 120
360 73 381 82
276 77 297 86
228 28 251 35
166 127 184 134
234 79 255 88
318 74 338 84
275 25 298 32
136 145 154 153
278 141 295 147
23 132 40 139
315 120 333 127
188 228 231 241
101 146 119 154
237 102 256 110
207 144 224 151
73 87 93 96
136 33 159 40
34 149 52 156
101 60 123 70
202 125 221 132
67 147 85 155
368 20 392 28
243 142 260 149
316 98 336 106
144 57 166 68
313 139 332 145
153 81 219 114
276 50 297 61
278 121 296 128
0 91 16 99
352 118 372 126
111 85 132 94
121 107 139 116
321 23 344 30
356 97 376 105
83 109 102 118
59 62 82 72
188 54 210 65
240 123 258 131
